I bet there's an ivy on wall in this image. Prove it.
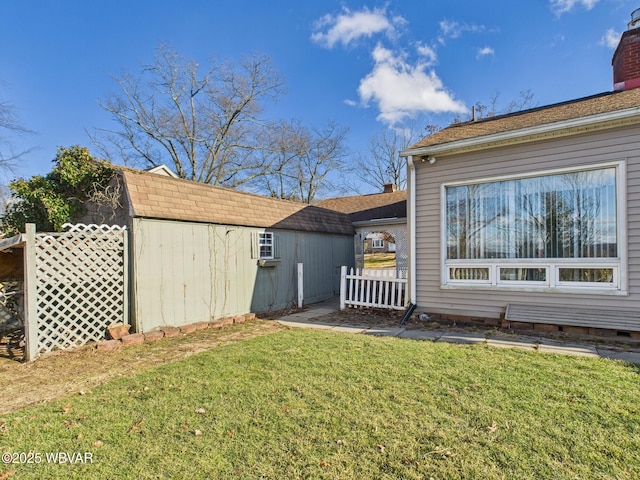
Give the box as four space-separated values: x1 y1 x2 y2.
1 146 116 235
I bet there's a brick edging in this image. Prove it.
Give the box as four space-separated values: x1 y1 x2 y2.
95 313 257 351
425 313 640 339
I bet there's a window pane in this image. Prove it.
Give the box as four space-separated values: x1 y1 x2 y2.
558 268 613 283
446 168 617 260
449 267 489 281
499 268 546 282
259 233 271 245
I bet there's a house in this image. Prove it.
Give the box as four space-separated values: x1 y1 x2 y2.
316 184 407 270
84 167 355 333
363 232 396 254
400 10 640 334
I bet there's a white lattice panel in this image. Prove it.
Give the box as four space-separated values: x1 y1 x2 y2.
34 224 127 354
356 225 408 272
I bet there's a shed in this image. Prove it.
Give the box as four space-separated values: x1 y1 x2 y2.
85 167 355 333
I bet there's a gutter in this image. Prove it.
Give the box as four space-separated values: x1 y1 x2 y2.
401 107 640 159
351 217 407 228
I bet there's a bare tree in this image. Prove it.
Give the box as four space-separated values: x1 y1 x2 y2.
254 119 309 201
254 120 349 203
92 44 286 187
297 121 349 203
356 126 421 192
0 94 35 174
453 89 536 123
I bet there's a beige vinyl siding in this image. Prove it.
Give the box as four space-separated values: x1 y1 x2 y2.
414 124 640 322
130 218 354 332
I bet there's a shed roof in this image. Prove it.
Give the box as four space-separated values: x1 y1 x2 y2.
315 190 406 223
121 169 355 235
406 88 640 152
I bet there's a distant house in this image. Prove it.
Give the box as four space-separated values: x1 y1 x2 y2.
84 167 355 333
400 11 640 333
316 184 407 270
364 232 395 254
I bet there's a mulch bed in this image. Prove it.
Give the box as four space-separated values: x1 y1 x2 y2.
311 307 640 351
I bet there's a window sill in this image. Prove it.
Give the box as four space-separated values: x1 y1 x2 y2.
440 283 628 296
258 259 281 268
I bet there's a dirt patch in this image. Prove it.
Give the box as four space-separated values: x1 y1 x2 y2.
311 307 428 329
0 321 285 415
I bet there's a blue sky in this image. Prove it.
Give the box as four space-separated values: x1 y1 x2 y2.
0 0 636 191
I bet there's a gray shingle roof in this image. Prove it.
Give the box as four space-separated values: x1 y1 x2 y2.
406 88 640 151
316 190 407 222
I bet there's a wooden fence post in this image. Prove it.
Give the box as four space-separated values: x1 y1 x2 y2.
23 223 38 361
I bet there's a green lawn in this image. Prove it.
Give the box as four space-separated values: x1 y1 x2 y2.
1 329 639 479
364 252 396 269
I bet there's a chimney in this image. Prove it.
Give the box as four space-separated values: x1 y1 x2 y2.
382 183 397 193
612 8 640 91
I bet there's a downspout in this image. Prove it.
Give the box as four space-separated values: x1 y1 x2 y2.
399 155 418 326
407 155 417 305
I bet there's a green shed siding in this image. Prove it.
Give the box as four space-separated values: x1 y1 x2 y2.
130 218 354 332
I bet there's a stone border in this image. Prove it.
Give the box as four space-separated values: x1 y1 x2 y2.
95 313 256 351
425 313 640 340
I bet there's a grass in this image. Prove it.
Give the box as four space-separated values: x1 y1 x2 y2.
1 329 639 479
364 252 396 269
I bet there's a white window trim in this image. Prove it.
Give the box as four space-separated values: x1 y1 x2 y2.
259 232 274 260
440 160 628 295
371 239 384 248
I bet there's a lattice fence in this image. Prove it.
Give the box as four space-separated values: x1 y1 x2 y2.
29 223 127 356
355 225 408 272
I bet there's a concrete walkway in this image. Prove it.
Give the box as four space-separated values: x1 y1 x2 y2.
276 299 640 365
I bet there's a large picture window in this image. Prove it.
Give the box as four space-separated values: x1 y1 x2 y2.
443 163 624 292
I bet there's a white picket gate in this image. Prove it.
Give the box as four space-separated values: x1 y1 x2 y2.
339 266 408 311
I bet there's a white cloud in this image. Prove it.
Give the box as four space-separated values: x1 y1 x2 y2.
357 44 467 124
600 28 621 49
550 34 566 48
416 42 438 66
438 20 485 41
476 46 495 59
311 7 404 49
550 0 600 16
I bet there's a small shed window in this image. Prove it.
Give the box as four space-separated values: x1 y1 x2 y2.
371 239 384 248
251 231 280 261
259 232 274 259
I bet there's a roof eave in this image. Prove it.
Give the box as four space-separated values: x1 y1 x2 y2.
400 107 640 159
0 233 25 252
352 217 407 228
